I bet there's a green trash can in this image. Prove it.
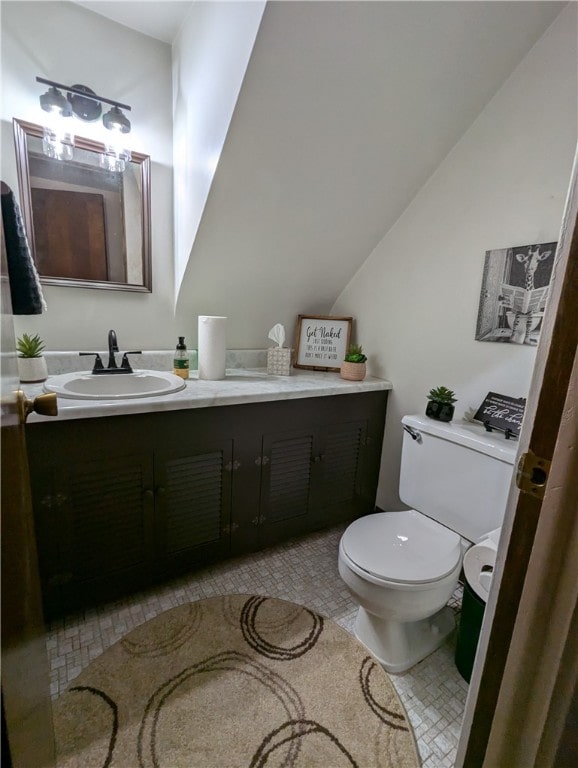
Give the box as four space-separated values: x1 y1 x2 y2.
455 577 486 683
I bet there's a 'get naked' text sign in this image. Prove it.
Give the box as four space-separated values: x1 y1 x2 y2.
294 315 352 372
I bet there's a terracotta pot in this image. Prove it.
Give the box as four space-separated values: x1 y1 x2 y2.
340 361 366 381
18 356 48 383
425 400 454 422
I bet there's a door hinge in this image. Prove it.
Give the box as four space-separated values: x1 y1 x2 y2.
516 450 551 501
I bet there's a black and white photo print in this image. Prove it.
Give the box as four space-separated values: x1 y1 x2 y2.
475 241 557 345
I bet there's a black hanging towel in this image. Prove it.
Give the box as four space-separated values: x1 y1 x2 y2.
1 181 46 315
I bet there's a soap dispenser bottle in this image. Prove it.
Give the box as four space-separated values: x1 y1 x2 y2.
173 337 189 379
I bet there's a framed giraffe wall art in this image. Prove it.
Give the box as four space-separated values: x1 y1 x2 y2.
475 241 557 345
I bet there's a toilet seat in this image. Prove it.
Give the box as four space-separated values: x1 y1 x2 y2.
341 510 462 585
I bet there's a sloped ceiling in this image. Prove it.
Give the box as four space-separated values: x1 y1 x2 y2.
175 1 564 348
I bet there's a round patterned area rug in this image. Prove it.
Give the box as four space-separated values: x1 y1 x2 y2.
53 595 420 767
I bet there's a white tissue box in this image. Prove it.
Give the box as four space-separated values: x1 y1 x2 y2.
267 347 292 376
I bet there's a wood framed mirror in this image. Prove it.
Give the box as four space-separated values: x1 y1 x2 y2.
13 118 151 292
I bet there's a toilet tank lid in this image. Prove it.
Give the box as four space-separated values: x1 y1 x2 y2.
341 510 462 584
402 414 518 465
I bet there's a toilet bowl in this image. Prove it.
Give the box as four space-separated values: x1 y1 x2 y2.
338 414 517 674
338 510 462 673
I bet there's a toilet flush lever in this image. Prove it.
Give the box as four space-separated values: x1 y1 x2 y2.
403 425 422 443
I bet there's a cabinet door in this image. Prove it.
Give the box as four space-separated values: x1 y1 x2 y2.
310 419 368 526
258 428 317 546
153 439 233 575
51 452 155 614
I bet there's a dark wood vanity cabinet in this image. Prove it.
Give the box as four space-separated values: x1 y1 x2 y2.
28 417 156 616
27 419 236 617
257 418 370 548
153 438 234 574
26 391 387 618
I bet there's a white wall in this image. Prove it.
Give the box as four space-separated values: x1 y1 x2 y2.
173 1 564 350
172 0 265 301
332 4 578 510
1 1 175 351
2 1 572 366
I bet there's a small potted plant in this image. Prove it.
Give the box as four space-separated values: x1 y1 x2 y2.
340 344 367 381
17 333 48 383
426 386 457 422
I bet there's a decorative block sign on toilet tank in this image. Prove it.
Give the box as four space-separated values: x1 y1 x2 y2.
474 392 526 438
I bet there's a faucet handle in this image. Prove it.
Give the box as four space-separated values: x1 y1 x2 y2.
120 351 142 371
79 352 105 372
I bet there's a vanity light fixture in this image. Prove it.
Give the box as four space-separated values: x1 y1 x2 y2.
36 77 131 130
39 85 72 117
101 105 132 170
36 76 132 167
67 84 102 122
102 105 131 134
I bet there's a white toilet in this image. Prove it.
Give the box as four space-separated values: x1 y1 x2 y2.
338 414 517 673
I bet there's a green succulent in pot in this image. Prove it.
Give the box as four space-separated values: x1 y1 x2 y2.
426 385 457 422
17 333 46 358
341 344 367 381
426 386 457 404
344 344 367 364
16 333 48 383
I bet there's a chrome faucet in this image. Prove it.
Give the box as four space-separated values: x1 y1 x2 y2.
79 329 142 374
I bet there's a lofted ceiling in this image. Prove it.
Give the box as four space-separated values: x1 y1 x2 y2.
73 0 192 43
68 1 568 348
175 1 566 346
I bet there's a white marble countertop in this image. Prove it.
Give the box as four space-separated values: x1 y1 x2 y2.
24 368 392 424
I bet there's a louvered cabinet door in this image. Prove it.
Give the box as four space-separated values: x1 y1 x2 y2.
258 429 317 546
28 458 62 608
310 419 368 526
54 452 155 613
154 440 233 575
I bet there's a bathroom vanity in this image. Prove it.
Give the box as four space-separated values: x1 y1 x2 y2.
25 370 390 618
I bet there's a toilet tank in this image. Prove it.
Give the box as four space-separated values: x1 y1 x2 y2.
400 414 518 543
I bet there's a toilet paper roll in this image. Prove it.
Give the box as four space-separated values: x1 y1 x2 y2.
198 316 227 380
463 537 498 602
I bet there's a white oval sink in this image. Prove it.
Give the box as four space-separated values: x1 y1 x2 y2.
44 370 187 400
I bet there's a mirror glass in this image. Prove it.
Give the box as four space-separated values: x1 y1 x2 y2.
13 119 151 292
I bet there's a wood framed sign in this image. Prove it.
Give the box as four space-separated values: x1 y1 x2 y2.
473 391 527 438
293 315 352 371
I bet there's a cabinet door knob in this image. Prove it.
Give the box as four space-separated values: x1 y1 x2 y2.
222 522 239 535
155 486 166 496
144 489 154 498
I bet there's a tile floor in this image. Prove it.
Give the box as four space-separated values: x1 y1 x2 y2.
46 524 469 767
